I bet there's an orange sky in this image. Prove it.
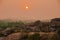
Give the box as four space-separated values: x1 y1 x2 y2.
0 0 60 20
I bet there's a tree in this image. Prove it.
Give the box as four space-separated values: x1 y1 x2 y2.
33 20 41 26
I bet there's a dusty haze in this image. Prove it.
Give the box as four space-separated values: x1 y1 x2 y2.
0 0 60 20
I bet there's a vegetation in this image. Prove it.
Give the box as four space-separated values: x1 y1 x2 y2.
28 33 40 40
0 33 5 37
0 18 60 40
19 34 28 40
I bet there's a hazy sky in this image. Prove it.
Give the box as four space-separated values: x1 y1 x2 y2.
0 0 60 20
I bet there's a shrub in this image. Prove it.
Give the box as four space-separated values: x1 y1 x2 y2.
19 34 28 40
57 29 60 36
0 33 5 37
28 33 40 40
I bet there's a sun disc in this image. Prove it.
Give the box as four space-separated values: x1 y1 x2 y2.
26 6 29 9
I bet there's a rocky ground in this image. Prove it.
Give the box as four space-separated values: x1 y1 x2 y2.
0 32 58 40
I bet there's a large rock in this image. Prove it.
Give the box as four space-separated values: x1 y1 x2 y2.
0 37 6 40
1 28 14 36
5 32 22 40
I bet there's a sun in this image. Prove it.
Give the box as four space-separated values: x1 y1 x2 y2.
24 3 30 10
26 6 29 9
25 6 29 9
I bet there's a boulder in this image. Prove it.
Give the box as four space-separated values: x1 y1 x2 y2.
5 32 22 40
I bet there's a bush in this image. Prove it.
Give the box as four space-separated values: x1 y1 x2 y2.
19 34 28 40
57 29 60 36
0 33 5 37
28 33 40 40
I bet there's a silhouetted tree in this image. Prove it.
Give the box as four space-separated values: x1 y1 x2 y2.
33 20 41 26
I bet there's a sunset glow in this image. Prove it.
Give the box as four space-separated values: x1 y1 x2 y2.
0 0 60 20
